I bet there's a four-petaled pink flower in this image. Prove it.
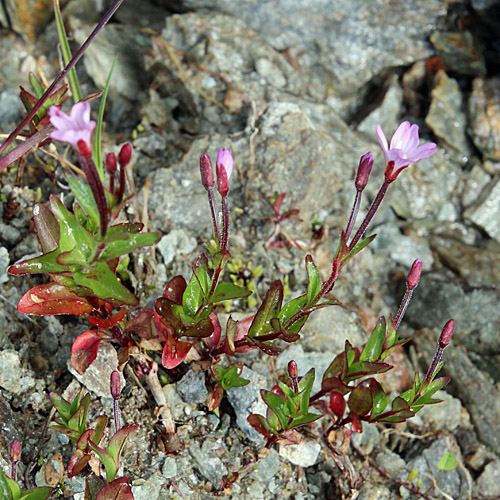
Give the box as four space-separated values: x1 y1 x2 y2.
216 148 233 196
376 121 436 182
49 102 96 158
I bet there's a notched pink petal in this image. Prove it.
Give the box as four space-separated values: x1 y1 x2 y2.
389 121 410 150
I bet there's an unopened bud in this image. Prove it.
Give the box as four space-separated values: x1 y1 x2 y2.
118 142 132 167
105 152 117 174
110 370 121 400
77 139 92 159
10 439 20 463
216 149 233 197
329 391 346 418
199 154 214 191
407 259 422 290
355 152 373 191
288 360 298 379
439 319 454 349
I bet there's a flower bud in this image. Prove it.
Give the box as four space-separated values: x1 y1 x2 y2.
216 149 233 197
288 360 298 379
77 139 92 159
10 439 20 463
439 319 454 349
406 259 422 291
199 154 214 191
105 152 117 174
329 391 346 418
355 152 373 191
118 142 132 167
110 370 121 400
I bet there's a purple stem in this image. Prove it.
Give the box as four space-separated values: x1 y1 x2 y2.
425 346 444 384
11 463 16 482
79 155 108 236
113 399 120 433
344 189 362 242
393 288 413 331
0 0 126 164
207 188 220 244
221 195 229 250
348 181 389 251
117 163 126 204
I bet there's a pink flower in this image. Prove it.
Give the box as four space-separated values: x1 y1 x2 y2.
216 148 233 196
49 102 96 157
376 121 436 182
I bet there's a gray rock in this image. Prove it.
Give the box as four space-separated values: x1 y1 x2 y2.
226 366 269 442
254 448 280 482
426 70 471 154
351 422 380 455
188 440 227 486
157 229 197 266
412 390 463 432
406 437 468 499
477 460 500 498
279 439 321 468
430 31 486 76
0 350 36 394
176 369 208 405
68 342 125 398
461 164 491 208
356 74 403 139
376 450 407 480
357 482 398 500
163 383 186 421
162 456 178 479
468 77 500 162
131 476 162 500
70 18 151 96
0 247 9 283
464 178 500 243
0 90 25 126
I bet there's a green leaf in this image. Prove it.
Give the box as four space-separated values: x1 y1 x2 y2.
73 262 138 306
104 425 137 482
28 73 45 100
289 412 321 429
305 255 321 307
348 385 373 416
93 57 117 180
33 203 59 253
210 283 251 303
99 231 160 261
17 488 52 500
278 294 307 324
54 0 82 102
437 453 457 471
248 281 283 338
6 479 19 500
49 195 96 260
183 272 204 317
261 390 288 430
67 177 100 229
360 317 386 362
0 467 13 500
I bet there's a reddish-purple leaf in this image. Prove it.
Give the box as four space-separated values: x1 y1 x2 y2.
207 384 224 412
95 477 133 500
161 330 192 369
162 275 187 304
17 283 93 316
71 330 106 375
67 448 91 478
33 203 60 252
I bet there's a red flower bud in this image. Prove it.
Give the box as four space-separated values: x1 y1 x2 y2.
110 370 121 400
106 152 117 174
200 154 214 190
439 319 454 349
288 360 298 379
329 391 346 418
355 152 373 191
118 142 132 167
407 259 422 291
271 385 286 398
10 439 20 463
77 139 92 159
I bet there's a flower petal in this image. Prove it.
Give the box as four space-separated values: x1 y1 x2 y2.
375 124 389 153
390 121 410 150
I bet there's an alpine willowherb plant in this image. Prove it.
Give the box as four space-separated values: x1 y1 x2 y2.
0 0 455 496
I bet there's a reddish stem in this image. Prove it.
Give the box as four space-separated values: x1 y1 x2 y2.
344 189 362 242
207 188 220 243
221 195 229 250
348 181 389 251
393 288 413 331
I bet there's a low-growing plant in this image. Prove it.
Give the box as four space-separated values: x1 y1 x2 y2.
0 0 456 497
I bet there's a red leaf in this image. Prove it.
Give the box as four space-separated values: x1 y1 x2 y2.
205 311 221 352
162 275 187 304
96 477 133 500
17 282 93 316
71 330 107 375
88 308 127 328
161 330 192 369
